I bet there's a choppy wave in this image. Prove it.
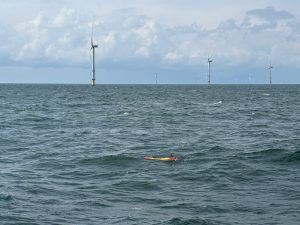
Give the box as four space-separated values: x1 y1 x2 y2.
200 101 222 106
212 100 222 105
79 154 138 166
111 180 161 191
0 193 13 201
279 150 300 163
164 217 220 225
1 84 299 225
246 148 286 157
245 148 300 163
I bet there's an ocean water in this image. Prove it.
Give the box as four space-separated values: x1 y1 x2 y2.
0 84 299 225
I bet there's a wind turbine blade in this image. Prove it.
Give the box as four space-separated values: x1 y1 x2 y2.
91 22 95 45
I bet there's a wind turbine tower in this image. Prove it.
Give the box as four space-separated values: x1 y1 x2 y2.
268 64 273 85
207 57 213 85
155 73 158 85
91 33 98 86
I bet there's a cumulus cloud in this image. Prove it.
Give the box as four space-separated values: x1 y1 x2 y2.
247 6 294 22
6 8 90 67
1 5 300 71
244 6 294 31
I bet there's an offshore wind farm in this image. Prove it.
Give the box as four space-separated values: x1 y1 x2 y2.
1 3 299 84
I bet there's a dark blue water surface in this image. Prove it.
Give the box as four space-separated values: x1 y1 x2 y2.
0 84 299 225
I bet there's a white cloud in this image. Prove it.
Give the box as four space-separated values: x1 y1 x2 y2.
0 2 300 72
164 52 183 62
133 20 157 57
52 8 76 28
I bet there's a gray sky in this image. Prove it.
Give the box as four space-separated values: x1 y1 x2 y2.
0 0 299 84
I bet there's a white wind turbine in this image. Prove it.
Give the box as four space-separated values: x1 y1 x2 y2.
90 26 98 86
207 56 213 85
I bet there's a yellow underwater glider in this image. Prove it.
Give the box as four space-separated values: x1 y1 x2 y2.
144 155 178 161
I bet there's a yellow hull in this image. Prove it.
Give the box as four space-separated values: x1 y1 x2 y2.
144 156 177 161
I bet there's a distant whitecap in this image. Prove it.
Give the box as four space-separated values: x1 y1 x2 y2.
212 101 222 105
